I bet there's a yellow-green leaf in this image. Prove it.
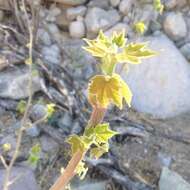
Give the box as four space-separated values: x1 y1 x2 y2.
17 100 27 114
111 30 126 47
67 135 89 155
88 74 132 109
94 123 118 144
116 42 156 64
46 103 56 118
2 143 11 152
90 144 109 159
27 144 41 166
75 161 88 180
134 21 146 34
153 0 164 14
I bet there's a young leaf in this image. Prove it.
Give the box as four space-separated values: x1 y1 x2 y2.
88 74 132 109
111 30 126 47
67 135 88 155
2 143 11 152
153 0 164 14
90 144 109 159
75 161 88 180
116 42 156 64
28 144 41 166
17 100 27 114
94 123 118 144
46 103 56 118
134 21 146 34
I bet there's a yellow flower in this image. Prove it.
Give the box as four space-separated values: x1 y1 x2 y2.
88 74 132 109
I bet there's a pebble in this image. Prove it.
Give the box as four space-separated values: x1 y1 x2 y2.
87 0 110 10
57 112 73 134
164 0 177 10
37 28 52 46
119 0 134 16
110 0 120 7
163 12 187 41
42 44 61 65
30 104 47 122
26 124 41 137
66 6 87 21
85 7 121 34
69 20 86 38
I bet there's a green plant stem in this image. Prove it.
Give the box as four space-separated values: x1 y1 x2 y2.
50 106 106 190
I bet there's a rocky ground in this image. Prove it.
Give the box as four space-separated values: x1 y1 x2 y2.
0 0 190 190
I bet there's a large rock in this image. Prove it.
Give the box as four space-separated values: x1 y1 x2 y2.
163 12 187 41
159 167 190 190
0 167 39 190
0 67 41 99
85 7 121 34
120 34 190 118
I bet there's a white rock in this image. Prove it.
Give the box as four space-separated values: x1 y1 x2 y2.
105 23 129 36
163 12 187 41
119 0 134 16
85 7 121 34
120 34 190 118
69 20 85 38
110 0 120 7
0 67 41 99
66 6 87 21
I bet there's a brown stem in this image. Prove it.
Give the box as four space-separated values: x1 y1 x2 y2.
88 107 106 127
50 106 106 190
50 151 84 190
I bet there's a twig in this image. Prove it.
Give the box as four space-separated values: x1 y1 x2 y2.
0 155 8 169
3 0 34 189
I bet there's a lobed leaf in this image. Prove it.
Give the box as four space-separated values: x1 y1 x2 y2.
94 123 118 144
88 74 132 109
116 42 156 64
67 135 87 155
90 144 109 159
